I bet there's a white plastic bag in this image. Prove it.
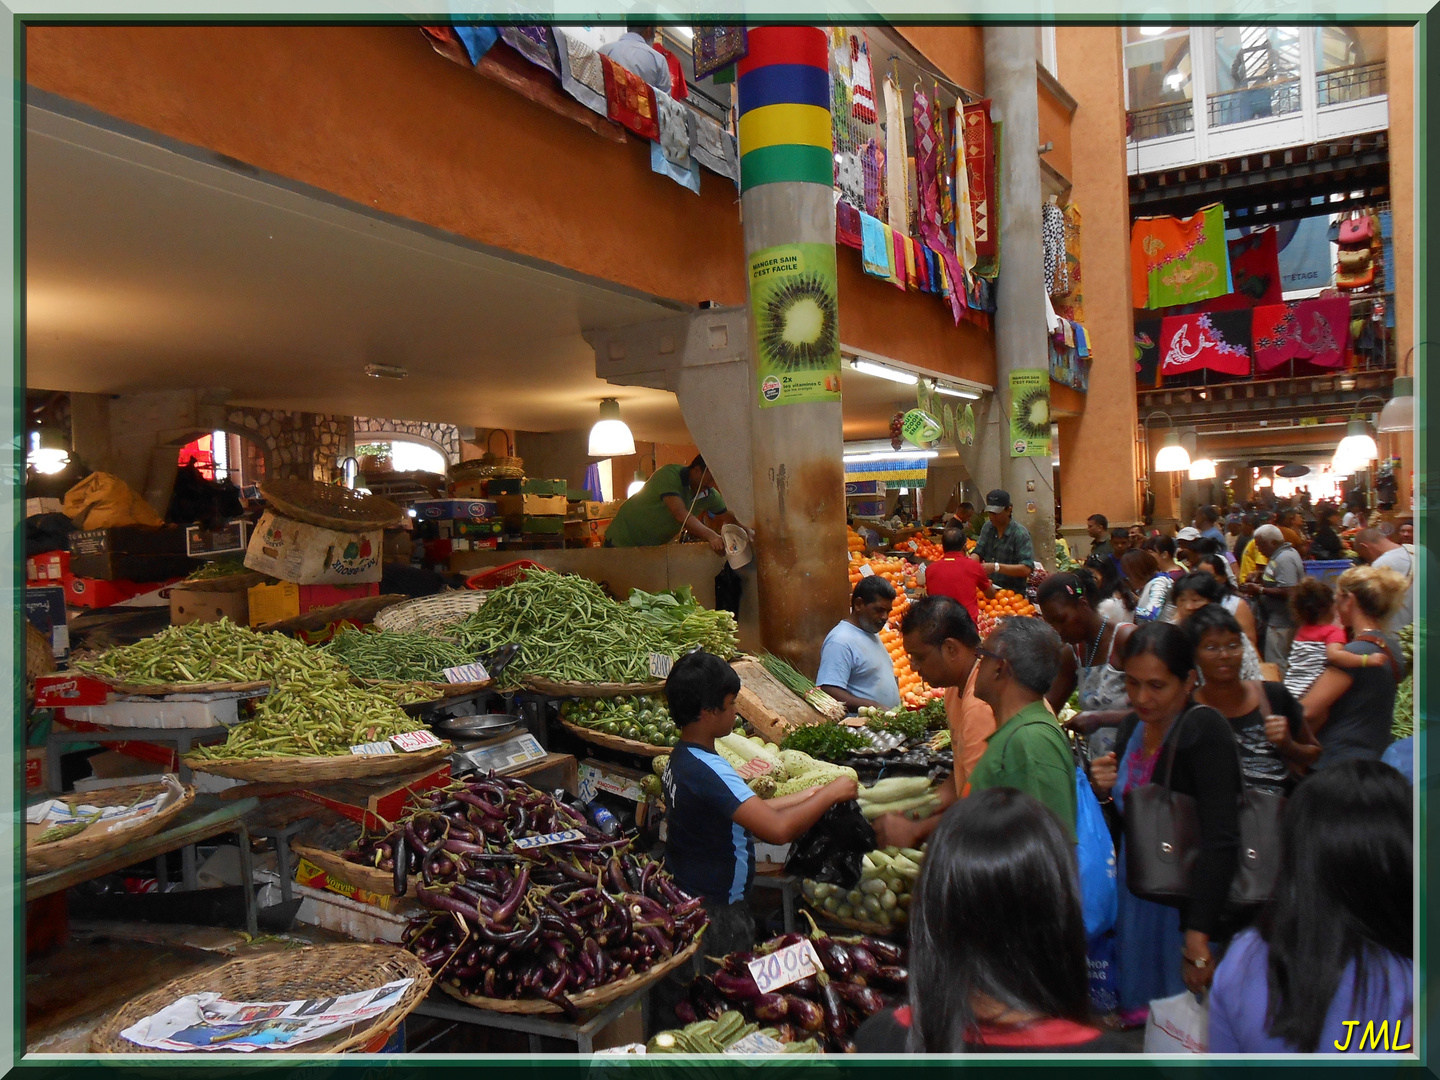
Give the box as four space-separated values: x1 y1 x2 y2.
1144 991 1209 1053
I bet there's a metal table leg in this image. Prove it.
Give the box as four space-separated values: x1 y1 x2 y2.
155 855 168 893
781 878 797 934
236 823 257 937
181 843 198 890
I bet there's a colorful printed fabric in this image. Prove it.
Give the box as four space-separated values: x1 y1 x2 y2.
555 29 608 116
949 106 977 270
1055 203 1084 323
836 201 864 250
1049 336 1090 392
861 212 890 277
971 120 1002 279
933 94 954 229
1134 318 1162 387
1075 324 1090 359
602 54 659 140
1043 202 1068 297
1157 311 1253 378
693 25 747 79
904 236 918 290
835 150 864 207
500 27 559 75
655 90 692 168
1252 298 1350 371
1131 203 1231 309
850 33 877 124
884 75 910 237
889 225 907 290
914 87 966 324
453 23 500 65
961 100 997 257
691 113 739 182
1228 227 1283 305
736 27 832 193
653 41 689 99
862 138 884 219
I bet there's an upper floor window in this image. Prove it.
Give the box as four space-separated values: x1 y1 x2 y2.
1125 26 1193 140
1209 26 1302 128
1315 26 1388 105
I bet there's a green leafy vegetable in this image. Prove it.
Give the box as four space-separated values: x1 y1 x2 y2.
780 721 869 761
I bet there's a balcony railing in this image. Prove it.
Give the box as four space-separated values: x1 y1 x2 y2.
1207 78 1302 127
1317 60 1388 107
1128 100 1196 142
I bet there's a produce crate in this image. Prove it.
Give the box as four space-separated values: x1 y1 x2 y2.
520 478 567 496
247 581 300 626
25 585 69 660
70 525 188 557
496 494 568 517
26 551 69 583
244 510 382 585
64 575 177 610
487 477 522 495
516 515 565 535
34 673 112 708
411 499 501 521
184 519 250 557
170 586 248 626
70 551 196 582
293 764 453 832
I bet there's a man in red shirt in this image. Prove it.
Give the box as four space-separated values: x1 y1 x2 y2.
921 527 996 624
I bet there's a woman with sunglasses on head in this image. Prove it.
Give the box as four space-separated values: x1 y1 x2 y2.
1086 622 1243 1026
1187 603 1319 795
1169 572 1264 682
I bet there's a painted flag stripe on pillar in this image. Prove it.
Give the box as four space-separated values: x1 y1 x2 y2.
738 26 832 194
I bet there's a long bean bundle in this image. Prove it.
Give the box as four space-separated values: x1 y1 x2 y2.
451 570 737 685
322 625 474 683
74 618 340 686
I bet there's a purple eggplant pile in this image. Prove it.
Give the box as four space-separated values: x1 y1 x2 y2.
681 914 908 1053
385 774 707 1017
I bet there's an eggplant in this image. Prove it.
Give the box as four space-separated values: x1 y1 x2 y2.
785 995 826 1032
751 992 789 1022
791 976 819 997
814 939 853 979
818 979 849 1043
860 937 905 965
712 969 762 1001
833 981 886 1016
871 964 910 989
845 944 880 980
673 1000 698 1025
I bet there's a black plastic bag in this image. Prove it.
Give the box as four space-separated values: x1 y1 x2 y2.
783 800 875 888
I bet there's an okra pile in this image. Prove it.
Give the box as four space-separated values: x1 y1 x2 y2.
390 775 707 1016
73 618 332 686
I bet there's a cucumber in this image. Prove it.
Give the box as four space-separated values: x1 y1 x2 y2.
859 878 887 896
900 847 926 862
860 775 934 802
860 792 938 820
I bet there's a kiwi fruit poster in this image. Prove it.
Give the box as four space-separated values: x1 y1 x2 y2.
749 242 841 408
1008 369 1051 458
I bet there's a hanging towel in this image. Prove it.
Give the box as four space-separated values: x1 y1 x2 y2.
1131 203 1231 309
862 138 884 219
850 33 878 124
837 201 864 250
904 236 918 289
884 75 910 238
961 100 997 257
691 113 739 182
887 225 906 289
655 90 692 168
1075 324 1091 359
650 138 701 192
602 54 659 140
555 29 608 115
692 26 748 79
453 24 500 65
1227 227 1283 305
861 212 890 277
951 106 977 271
653 41 689 99
934 94 955 229
1253 297 1350 371
499 27 559 75
1157 311 1253 378
1043 202 1068 296
915 87 966 324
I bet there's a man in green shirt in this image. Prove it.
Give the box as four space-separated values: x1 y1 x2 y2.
974 489 1036 592
605 456 745 551
967 615 1076 839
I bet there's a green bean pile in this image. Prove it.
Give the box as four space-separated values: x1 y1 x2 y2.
73 618 341 686
189 671 426 759
451 569 738 685
322 626 474 683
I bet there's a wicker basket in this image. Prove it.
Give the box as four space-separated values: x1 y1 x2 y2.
291 841 417 899
258 477 403 531
802 901 901 939
559 720 672 758
98 679 272 697
27 782 196 876
372 591 488 635
256 594 409 635
90 944 431 1054
183 742 451 783
438 936 701 1015
523 677 667 699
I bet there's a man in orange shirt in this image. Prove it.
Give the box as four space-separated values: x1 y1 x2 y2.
922 526 996 625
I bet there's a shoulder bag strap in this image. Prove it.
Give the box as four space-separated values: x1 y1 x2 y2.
1352 632 1403 681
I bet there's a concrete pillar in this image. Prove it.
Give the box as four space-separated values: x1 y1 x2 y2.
738 26 849 675
984 28 1054 568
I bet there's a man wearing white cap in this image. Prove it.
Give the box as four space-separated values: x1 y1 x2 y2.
1175 526 1202 570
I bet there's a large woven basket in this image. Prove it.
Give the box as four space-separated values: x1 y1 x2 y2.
95 679 272 697
437 936 701 1015
258 477 403 531
372 591 488 635
523 677 666 699
559 720 671 758
291 841 417 899
183 742 451 783
27 782 196 876
802 901 902 939
90 944 431 1054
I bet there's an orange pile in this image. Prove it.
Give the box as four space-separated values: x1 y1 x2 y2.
846 527 866 553
900 533 943 561
879 626 943 708
975 587 1037 639
847 554 920 624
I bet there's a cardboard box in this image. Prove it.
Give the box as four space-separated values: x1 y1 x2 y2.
411 499 500 522
70 550 196 582
845 480 884 497
244 509 382 585
170 587 249 626
25 748 48 792
447 479 488 499
64 575 178 609
293 856 407 912
185 519 250 557
34 673 112 708
563 518 611 546
299 582 380 610
247 581 300 626
570 500 622 521
496 494 569 517
293 765 452 831
25 585 69 660
578 759 649 805
26 551 69 583
520 478 568 496
70 525 188 557
453 519 504 538
486 477 522 495
516 515 565 535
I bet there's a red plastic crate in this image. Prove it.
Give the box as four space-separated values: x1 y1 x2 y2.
465 559 546 591
298 582 380 612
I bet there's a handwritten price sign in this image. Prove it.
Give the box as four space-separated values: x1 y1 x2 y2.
648 653 674 679
724 1032 786 1056
736 758 773 780
390 730 443 753
745 940 824 995
513 829 584 851
350 741 396 756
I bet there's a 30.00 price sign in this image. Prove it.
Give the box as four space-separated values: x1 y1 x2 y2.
745 940 824 995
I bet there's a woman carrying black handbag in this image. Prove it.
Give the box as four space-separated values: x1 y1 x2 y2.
1086 622 1243 1027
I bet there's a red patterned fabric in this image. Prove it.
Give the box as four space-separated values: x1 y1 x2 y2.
1157 312 1253 378
1252 298 1350 371
653 42 689 100
836 201 863 250
601 54 659 140
1228 228 1283 305
961 100 996 256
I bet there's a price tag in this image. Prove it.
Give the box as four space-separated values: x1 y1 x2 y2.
724 1032 786 1056
648 653 674 679
391 730 444 753
513 829 585 851
350 741 396 756
736 757 773 779
745 940 823 995
443 661 489 684
857 563 875 577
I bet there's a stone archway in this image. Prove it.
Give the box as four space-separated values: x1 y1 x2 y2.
352 417 462 464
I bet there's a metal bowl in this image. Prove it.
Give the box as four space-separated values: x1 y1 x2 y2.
434 714 522 740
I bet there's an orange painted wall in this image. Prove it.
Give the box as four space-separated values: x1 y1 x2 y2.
1385 25 1415 512
896 27 986 94
1037 82 1074 184
26 24 748 309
